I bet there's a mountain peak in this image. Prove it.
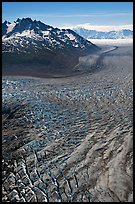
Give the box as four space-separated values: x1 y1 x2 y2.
22 17 33 22
3 20 11 25
2 17 99 55
16 18 21 23
3 20 7 24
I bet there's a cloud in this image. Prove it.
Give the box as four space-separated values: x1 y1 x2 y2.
24 11 132 18
59 23 133 32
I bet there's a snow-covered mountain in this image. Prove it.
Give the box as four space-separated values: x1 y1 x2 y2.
73 27 133 40
2 18 99 77
2 18 98 53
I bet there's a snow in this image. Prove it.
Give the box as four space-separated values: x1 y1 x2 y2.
74 27 133 40
56 31 60 35
66 33 76 40
42 31 50 36
32 42 37 45
7 22 16 33
6 29 43 41
16 30 33 37
2 20 90 52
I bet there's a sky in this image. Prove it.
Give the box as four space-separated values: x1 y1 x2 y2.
2 2 133 31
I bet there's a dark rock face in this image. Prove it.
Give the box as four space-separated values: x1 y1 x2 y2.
2 21 9 36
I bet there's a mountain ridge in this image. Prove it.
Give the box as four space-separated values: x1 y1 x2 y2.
73 27 133 39
2 18 100 77
2 18 99 53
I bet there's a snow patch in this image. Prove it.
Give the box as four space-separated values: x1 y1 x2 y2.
42 31 50 36
7 22 16 33
15 30 33 37
66 33 76 40
74 44 79 47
